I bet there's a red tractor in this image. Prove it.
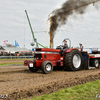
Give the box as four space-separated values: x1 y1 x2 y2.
24 39 88 74
24 11 100 74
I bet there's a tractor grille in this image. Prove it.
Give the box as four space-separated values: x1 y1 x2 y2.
35 54 42 59
36 49 41 51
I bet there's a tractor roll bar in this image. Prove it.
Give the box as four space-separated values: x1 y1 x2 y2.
62 38 71 48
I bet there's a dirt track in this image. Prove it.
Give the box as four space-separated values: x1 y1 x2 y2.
0 65 100 100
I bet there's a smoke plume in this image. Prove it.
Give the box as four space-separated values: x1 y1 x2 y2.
50 0 100 35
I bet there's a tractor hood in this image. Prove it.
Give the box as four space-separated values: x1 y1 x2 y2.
36 48 61 53
35 48 61 61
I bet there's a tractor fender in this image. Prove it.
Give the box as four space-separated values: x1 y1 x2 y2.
65 48 79 53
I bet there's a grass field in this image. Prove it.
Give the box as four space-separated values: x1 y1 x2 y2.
0 58 33 60
0 62 24 66
0 58 33 66
23 80 100 100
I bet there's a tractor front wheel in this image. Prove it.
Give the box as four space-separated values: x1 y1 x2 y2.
42 61 53 74
64 50 83 71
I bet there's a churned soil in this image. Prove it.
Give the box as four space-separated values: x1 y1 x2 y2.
0 65 100 100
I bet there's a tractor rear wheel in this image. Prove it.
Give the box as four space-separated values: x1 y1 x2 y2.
42 61 53 74
28 67 38 72
64 50 83 71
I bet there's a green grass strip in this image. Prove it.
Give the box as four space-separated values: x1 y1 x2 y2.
0 58 33 60
23 80 100 100
0 62 24 66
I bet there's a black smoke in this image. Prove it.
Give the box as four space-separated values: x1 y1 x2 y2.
50 0 99 35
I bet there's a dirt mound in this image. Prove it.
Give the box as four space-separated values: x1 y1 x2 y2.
0 65 100 100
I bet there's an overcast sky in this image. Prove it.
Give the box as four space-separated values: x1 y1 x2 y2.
0 0 100 49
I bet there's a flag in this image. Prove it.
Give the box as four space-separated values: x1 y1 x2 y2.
15 40 19 47
3 40 8 44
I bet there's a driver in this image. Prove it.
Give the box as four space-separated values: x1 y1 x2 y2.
62 40 68 54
